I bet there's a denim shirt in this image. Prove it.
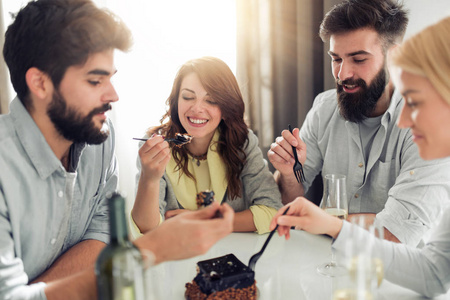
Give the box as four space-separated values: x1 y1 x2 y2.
300 89 450 246
0 98 118 300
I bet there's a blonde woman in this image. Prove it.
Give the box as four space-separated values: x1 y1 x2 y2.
271 17 450 297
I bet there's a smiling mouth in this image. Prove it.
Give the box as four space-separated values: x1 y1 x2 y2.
188 117 208 124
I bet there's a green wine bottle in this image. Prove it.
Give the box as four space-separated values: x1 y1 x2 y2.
95 193 146 300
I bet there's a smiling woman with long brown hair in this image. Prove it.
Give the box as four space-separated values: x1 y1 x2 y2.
131 56 282 236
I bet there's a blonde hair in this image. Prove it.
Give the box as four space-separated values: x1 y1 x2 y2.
390 17 450 104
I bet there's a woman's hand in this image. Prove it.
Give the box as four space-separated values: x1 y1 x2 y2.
270 197 343 240
138 135 171 182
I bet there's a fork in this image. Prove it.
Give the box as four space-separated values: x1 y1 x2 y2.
248 206 290 271
133 137 186 146
288 124 306 183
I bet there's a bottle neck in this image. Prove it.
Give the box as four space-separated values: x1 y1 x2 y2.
108 194 130 246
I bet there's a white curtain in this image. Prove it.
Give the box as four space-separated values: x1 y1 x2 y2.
95 0 237 208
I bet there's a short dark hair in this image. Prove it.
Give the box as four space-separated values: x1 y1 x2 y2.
319 0 408 49
3 0 132 110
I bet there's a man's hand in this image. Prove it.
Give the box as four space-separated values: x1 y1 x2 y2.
268 127 307 177
268 127 307 204
135 201 234 264
270 197 343 240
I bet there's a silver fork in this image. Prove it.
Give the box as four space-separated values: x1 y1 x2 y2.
288 124 305 183
248 207 290 271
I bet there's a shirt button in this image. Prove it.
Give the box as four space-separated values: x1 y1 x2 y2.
58 191 64 198
51 238 57 245
354 194 359 198
410 170 415 175
358 163 363 168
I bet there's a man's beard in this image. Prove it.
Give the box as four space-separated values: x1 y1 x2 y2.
336 66 388 123
47 89 111 144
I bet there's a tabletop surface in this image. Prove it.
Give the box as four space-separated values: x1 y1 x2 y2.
145 230 450 299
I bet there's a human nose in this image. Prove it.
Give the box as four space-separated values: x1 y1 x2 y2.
189 99 205 112
337 61 353 82
103 81 119 103
397 102 412 129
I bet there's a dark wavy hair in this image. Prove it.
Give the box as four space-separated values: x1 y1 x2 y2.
3 0 132 111
319 0 408 50
149 57 249 200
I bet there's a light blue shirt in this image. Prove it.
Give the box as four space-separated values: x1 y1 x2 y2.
0 98 118 300
334 208 450 297
300 89 450 246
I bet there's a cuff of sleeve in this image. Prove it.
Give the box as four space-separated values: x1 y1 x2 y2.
128 212 163 240
12 282 47 300
332 220 351 251
249 205 278 234
34 282 47 300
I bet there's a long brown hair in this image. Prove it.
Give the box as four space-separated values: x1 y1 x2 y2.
149 57 249 200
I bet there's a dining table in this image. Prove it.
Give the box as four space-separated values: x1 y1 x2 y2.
144 229 450 299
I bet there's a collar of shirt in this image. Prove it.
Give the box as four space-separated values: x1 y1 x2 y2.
9 98 86 179
381 88 403 127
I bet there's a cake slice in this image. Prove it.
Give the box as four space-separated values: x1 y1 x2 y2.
185 254 256 299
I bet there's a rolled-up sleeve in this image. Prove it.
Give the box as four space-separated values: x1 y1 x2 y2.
249 205 278 234
241 131 283 234
375 138 450 246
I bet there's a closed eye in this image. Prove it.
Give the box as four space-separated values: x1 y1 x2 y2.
407 102 418 108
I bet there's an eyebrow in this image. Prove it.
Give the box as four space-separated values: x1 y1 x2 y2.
328 50 372 57
401 89 419 97
87 69 117 76
181 88 210 96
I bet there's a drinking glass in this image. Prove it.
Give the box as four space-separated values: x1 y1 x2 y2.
317 174 348 277
345 216 384 299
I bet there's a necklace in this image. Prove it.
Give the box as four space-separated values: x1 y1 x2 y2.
187 150 207 166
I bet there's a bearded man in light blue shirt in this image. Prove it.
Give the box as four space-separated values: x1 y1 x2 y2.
0 1 234 299
268 0 450 246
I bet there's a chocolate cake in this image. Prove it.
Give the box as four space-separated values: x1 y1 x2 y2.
196 190 215 208
173 133 193 147
185 254 257 300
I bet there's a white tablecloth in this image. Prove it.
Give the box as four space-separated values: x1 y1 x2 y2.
145 230 450 299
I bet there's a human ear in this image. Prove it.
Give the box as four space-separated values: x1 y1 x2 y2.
25 67 53 100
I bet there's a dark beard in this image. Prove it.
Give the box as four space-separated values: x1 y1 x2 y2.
336 67 388 123
47 89 111 144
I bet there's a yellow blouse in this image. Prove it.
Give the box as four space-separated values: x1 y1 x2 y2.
129 130 277 238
